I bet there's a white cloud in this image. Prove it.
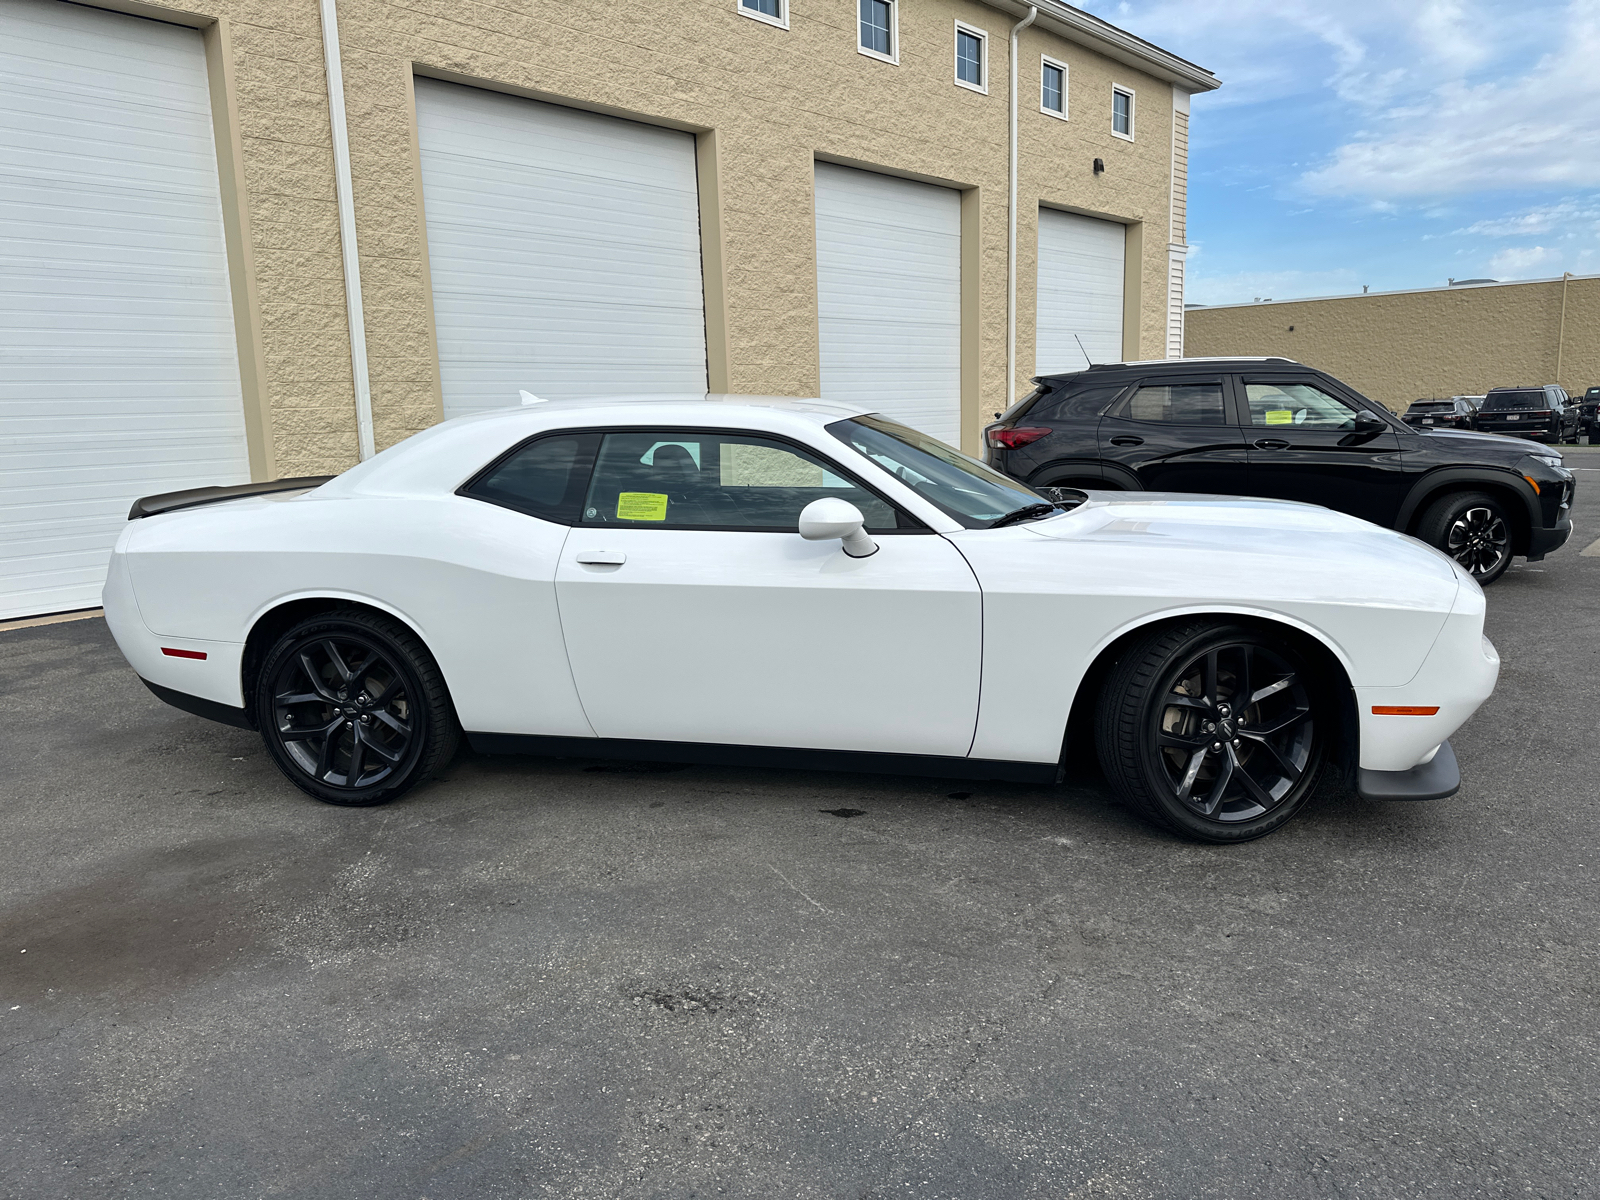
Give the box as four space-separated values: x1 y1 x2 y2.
1454 200 1600 237
1486 245 1563 275
1302 1 1600 197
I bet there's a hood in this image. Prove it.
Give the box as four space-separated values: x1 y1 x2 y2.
1026 491 1463 591
1414 427 1555 461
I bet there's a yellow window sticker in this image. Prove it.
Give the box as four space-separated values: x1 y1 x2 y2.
616 492 668 522
1263 409 1294 425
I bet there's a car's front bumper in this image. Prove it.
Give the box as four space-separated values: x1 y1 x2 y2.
1357 740 1460 801
1527 521 1572 559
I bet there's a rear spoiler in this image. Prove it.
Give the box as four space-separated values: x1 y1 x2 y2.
128 476 334 520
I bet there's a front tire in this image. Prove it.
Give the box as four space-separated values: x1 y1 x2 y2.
1416 490 1514 585
254 610 458 806
1095 622 1328 843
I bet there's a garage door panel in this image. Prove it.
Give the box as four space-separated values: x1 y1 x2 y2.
0 0 251 620
1036 209 1125 375
416 79 708 418
814 163 962 446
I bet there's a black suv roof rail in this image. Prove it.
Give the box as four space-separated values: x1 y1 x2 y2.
1033 356 1300 382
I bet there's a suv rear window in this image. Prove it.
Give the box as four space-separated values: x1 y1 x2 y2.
1407 402 1453 413
1482 391 1546 411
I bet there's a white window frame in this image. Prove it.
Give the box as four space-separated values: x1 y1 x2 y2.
736 0 788 30
953 20 988 95
857 0 899 65
1039 54 1068 120
1111 83 1136 141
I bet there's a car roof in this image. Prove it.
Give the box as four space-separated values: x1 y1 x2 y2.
1034 356 1302 383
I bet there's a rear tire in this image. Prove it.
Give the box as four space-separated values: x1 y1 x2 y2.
1416 490 1514 585
254 610 459 806
1094 622 1329 843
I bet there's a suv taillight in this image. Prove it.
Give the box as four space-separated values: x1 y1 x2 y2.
987 426 1052 449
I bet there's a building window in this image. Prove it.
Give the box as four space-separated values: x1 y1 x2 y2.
859 0 896 63
1040 56 1067 119
738 0 787 28
954 22 987 93
1112 84 1135 140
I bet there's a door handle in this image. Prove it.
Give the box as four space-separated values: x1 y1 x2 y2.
1254 439 1290 450
1109 435 1144 447
575 550 626 565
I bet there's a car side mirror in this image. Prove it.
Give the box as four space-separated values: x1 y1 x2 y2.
798 498 878 558
1354 410 1385 428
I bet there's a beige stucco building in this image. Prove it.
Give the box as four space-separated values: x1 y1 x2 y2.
1 0 1215 618
1185 274 1600 413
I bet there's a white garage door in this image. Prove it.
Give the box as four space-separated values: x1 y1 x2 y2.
415 79 708 419
0 0 251 621
1036 209 1126 374
814 163 962 446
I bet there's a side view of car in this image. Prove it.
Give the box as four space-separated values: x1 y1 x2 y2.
1578 387 1600 443
984 358 1575 586
1403 397 1475 430
1473 385 1581 444
105 395 1499 845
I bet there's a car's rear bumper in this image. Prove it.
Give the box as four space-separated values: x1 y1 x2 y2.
1357 740 1460 801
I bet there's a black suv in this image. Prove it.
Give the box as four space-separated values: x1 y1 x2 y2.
983 357 1574 584
1402 397 1475 430
1474 385 1581 444
1579 387 1600 443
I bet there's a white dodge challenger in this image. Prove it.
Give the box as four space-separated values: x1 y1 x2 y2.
104 395 1499 843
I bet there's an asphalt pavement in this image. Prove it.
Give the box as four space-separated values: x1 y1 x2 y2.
2 480 1598 1199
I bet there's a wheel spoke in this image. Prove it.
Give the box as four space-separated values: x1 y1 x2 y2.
1201 748 1234 815
1165 693 1209 711
324 640 354 683
1175 747 1208 801
347 649 381 692
315 719 343 779
360 733 403 765
369 709 411 737
298 652 338 701
1232 753 1279 808
280 716 343 743
1241 733 1302 782
1203 650 1219 706
369 676 404 708
275 690 325 708
1246 704 1310 737
346 727 366 786
1234 646 1252 711
1249 676 1292 705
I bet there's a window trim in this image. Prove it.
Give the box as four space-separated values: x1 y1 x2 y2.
1111 83 1136 141
466 425 930 533
857 0 898 65
953 20 989 95
736 0 788 31
1039 54 1068 120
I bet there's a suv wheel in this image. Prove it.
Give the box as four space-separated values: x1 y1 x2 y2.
254 610 459 806
1416 490 1514 585
1095 622 1328 843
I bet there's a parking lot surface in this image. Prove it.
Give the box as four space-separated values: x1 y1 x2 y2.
3 473 1598 1199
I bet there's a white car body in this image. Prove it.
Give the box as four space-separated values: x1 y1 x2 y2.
103 394 1499 790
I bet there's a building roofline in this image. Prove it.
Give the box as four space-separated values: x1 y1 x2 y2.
1194 272 1600 311
981 0 1220 93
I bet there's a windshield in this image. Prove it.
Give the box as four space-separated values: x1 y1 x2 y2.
1483 391 1546 411
827 414 1045 528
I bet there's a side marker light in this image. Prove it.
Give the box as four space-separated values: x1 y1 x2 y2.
161 647 207 660
1523 475 1541 494
1371 705 1439 716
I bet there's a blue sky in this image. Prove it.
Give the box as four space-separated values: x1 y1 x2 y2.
1077 0 1600 305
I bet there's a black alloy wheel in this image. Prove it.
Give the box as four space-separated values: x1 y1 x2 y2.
255 610 458 806
1416 490 1513 585
1096 622 1328 843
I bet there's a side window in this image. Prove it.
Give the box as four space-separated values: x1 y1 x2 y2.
461 433 598 523
1123 380 1226 425
1243 380 1360 430
580 431 904 532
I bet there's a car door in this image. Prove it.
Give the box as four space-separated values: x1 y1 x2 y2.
1095 374 1254 493
554 428 983 756
1235 375 1411 526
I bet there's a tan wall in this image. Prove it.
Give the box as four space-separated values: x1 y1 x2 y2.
87 0 1190 474
1185 276 1600 413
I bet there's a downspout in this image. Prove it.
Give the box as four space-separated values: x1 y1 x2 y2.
319 0 375 461
1004 7 1043 416
1556 271 1572 387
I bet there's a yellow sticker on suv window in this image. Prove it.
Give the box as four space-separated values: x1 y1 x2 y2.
1263 409 1294 425
616 492 668 522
